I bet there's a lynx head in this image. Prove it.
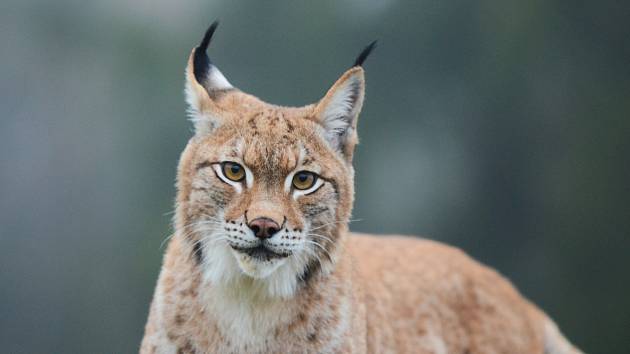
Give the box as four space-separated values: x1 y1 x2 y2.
175 22 375 298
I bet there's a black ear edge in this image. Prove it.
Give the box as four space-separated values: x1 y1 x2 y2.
353 40 377 67
193 21 220 84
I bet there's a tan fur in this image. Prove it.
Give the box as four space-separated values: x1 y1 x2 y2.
140 42 582 354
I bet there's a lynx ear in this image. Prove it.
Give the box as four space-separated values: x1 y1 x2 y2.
313 41 375 159
185 21 233 135
313 67 365 159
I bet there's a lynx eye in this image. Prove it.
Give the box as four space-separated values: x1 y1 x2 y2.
292 171 318 190
222 162 245 182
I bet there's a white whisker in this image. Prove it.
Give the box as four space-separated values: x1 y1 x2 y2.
303 239 333 261
159 234 175 249
305 247 326 270
309 219 361 232
308 233 334 245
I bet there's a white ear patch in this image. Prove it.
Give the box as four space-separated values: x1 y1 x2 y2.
184 77 220 135
206 65 232 90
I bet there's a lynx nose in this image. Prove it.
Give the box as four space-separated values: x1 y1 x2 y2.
248 217 280 239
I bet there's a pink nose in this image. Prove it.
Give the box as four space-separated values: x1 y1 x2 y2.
248 217 280 239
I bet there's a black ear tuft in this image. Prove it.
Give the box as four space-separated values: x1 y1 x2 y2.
353 40 377 67
193 21 220 84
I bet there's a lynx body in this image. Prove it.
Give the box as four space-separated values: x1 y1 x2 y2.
141 23 581 354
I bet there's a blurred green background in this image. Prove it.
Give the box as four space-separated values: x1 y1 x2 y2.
1 0 629 352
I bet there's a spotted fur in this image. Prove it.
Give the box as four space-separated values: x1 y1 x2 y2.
141 24 582 354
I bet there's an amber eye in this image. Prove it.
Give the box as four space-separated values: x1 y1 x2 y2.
292 171 318 190
222 162 245 182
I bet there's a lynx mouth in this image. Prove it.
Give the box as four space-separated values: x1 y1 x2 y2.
231 244 291 261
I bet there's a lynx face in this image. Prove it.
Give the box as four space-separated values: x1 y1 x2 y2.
186 112 351 293
176 23 372 298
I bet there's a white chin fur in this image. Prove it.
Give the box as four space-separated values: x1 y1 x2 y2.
232 250 287 279
201 237 308 299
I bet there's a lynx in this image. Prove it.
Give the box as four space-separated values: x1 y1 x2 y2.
141 22 582 354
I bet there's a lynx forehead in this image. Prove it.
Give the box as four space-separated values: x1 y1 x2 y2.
141 22 582 354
